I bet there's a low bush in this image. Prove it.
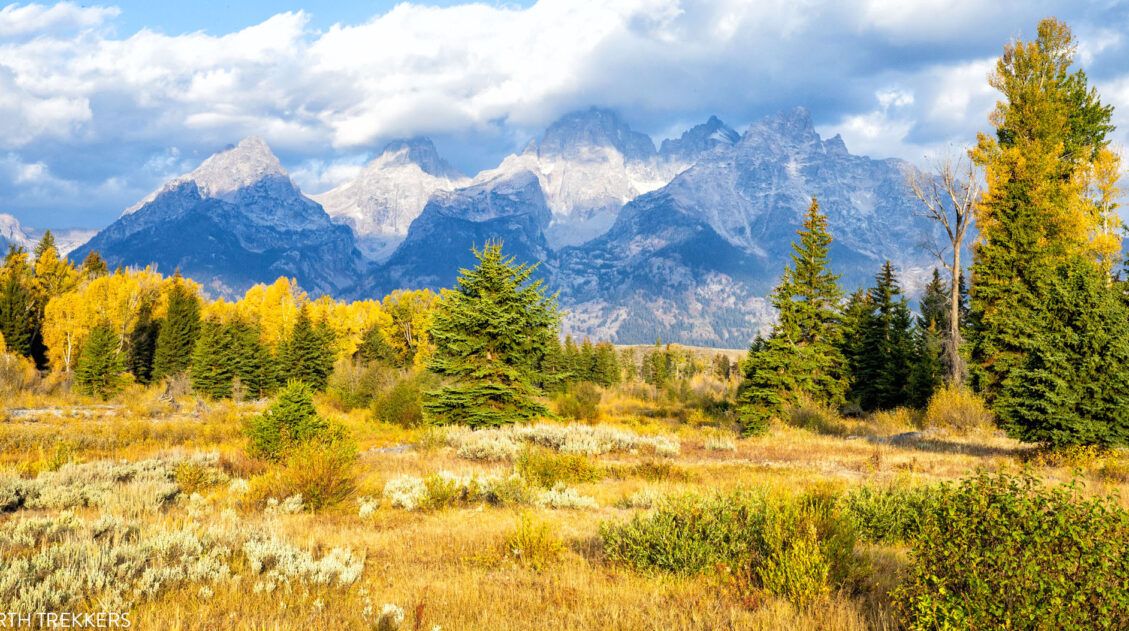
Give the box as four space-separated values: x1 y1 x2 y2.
841 482 941 543
245 381 337 461
895 471 1129 629
327 359 393 410
600 489 857 608
372 371 433 427
556 382 602 422
535 483 598 510
787 401 845 436
260 439 358 511
515 447 602 488
922 385 993 433
504 513 564 571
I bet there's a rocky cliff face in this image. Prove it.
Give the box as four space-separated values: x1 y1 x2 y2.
72 138 365 297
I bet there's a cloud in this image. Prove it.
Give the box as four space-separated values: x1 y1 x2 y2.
0 2 118 38
0 0 1126 228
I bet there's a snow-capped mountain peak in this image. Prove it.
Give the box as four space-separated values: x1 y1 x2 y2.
184 136 286 199
375 137 463 179
0 213 33 250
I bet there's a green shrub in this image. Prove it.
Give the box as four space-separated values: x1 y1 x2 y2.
373 371 432 427
600 488 857 607
327 359 392 410
842 482 942 543
556 382 602 422
245 381 332 461
262 439 358 511
895 471 1129 629
515 447 602 488
504 513 564 571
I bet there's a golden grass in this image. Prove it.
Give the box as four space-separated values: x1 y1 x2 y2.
2 380 1127 630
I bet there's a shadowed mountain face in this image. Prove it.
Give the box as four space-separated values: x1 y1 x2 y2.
71 138 365 297
73 108 942 347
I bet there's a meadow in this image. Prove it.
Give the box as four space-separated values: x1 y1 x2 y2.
3 357 1126 631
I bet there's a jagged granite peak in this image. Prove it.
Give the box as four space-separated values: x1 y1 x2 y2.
377 137 463 179
370 168 552 294
536 107 656 162
315 137 470 261
492 108 727 248
554 107 942 346
73 138 365 297
0 214 33 251
658 115 740 161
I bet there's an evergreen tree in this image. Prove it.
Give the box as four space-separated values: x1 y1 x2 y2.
152 275 200 380
281 307 336 391
619 348 638 382
995 257 1129 447
230 319 273 398
853 262 916 411
75 321 126 400
591 341 621 387
81 251 109 278
423 243 558 428
127 301 160 384
838 288 872 407
245 381 331 461
737 199 846 433
578 338 597 382
908 270 948 406
190 319 235 399
356 325 398 366
0 247 35 359
970 18 1122 401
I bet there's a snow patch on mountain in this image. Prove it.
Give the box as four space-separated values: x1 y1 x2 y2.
0 214 33 250
314 138 470 261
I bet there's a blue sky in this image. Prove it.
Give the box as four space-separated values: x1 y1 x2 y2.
1 0 1128 230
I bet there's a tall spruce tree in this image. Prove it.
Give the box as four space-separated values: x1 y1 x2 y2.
591 341 621 387
970 18 1122 401
152 275 200 380
852 262 915 411
994 257 1129 447
423 243 558 428
0 248 35 359
127 301 160 384
908 270 948 406
190 319 235 399
737 199 846 434
75 321 126 400
281 307 336 391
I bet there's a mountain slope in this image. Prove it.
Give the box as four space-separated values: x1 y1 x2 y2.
370 169 552 295
72 138 365 296
313 138 469 261
555 107 940 346
0 214 33 251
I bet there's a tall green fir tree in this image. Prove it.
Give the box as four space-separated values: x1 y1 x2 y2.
190 319 235 399
0 247 35 359
75 321 126 400
851 262 916 411
281 307 336 391
423 243 558 428
591 342 621 387
994 257 1129 447
737 198 846 434
127 301 160 384
152 275 201 380
907 269 947 407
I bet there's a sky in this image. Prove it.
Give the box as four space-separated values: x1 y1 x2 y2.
1 0 1128 230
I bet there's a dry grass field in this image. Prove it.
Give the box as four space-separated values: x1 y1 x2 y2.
2 377 1127 631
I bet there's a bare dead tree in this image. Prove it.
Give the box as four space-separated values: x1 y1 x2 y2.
909 155 980 387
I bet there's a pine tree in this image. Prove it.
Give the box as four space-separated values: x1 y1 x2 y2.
737 199 846 433
908 270 947 406
152 275 200 380
852 262 915 411
245 381 331 461
423 243 558 428
127 301 160 384
281 307 336 391
75 321 126 400
81 251 109 278
838 289 872 409
578 338 597 382
191 319 235 399
356 325 398 366
995 257 1129 447
0 247 35 359
591 341 621 387
970 18 1122 401
230 319 274 399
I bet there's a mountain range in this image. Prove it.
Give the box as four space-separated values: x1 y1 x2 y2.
34 106 943 347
